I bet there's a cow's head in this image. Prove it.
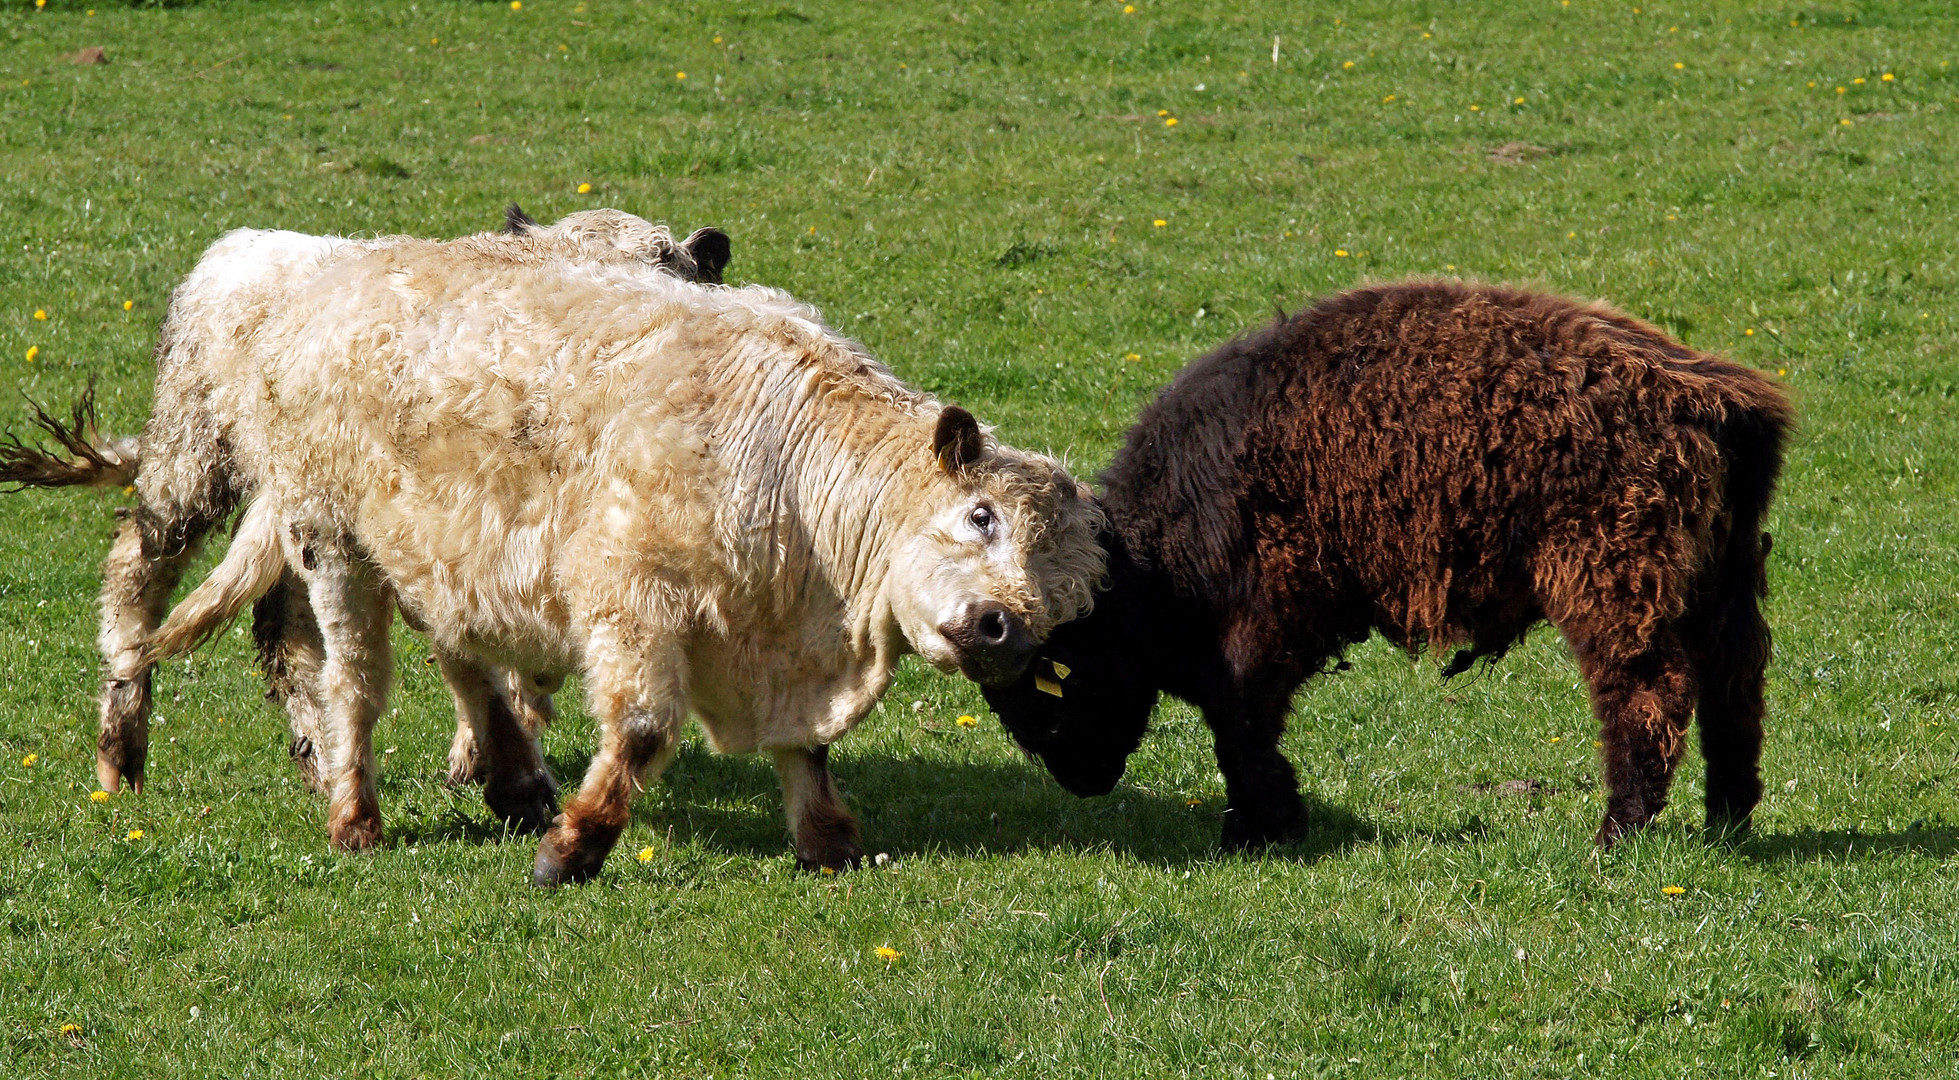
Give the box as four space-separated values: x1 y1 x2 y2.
979 562 1159 796
889 406 1106 687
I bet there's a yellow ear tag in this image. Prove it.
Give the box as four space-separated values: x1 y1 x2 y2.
1035 675 1064 697
1050 661 1072 679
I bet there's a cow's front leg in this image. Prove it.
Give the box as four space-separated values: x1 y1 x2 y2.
533 639 683 887
435 652 557 833
1206 680 1307 852
772 744 863 872
302 545 396 852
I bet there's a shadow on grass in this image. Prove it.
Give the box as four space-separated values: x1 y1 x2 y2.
1736 823 1959 863
435 742 1398 869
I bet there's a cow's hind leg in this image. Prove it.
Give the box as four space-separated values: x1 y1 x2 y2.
1570 625 1698 847
301 544 395 851
533 634 684 886
253 570 331 793
1684 532 1773 838
435 652 557 832
771 744 863 872
95 509 215 792
446 666 558 786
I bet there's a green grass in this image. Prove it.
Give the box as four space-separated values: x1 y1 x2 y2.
4 0 1959 1075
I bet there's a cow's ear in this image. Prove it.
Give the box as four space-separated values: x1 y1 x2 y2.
503 203 540 236
681 227 731 284
933 406 984 475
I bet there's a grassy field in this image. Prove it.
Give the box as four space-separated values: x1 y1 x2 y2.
4 0 1959 1075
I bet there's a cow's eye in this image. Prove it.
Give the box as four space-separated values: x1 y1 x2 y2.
969 505 994 534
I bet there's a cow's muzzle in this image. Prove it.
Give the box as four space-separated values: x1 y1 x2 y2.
940 601 1037 686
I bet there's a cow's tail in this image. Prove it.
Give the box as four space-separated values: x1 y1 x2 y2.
0 383 140 491
1684 365 1795 831
143 498 286 664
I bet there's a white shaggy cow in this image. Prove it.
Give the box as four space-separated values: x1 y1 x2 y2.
130 233 1104 882
2 207 731 830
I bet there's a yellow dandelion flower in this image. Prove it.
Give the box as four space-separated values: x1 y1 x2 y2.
1157 109 1169 117
820 865 837 876
1673 62 1685 70
1153 219 1167 227
1836 86 1846 94
1446 264 1456 270
1334 249 1349 257
58 1023 82 1038
431 38 438 46
24 346 37 362
577 182 592 194
1661 885 1686 896
22 753 38 767
35 0 45 9
1123 4 1135 13
126 828 144 841
1342 61 1355 70
714 36 723 44
123 300 134 311
808 225 817 234
90 790 110 803
34 308 47 321
558 44 568 52
875 945 902 961
956 714 978 727
1777 368 1788 377
1807 81 1816 88
1745 328 1754 336
1882 73 1894 82
509 0 521 9
1123 352 1141 362
676 71 687 80
1185 797 1203 807
1550 735 1564 743
1514 96 1526 105
1567 232 1577 239
637 846 655 863
1383 94 1396 103
1840 118 1852 126
1164 116 1178 126
1422 32 1432 38
1468 104 1480 111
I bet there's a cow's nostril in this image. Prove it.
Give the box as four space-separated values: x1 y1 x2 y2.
978 608 1010 645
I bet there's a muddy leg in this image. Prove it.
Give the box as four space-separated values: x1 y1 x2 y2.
253 570 330 793
533 636 684 886
95 511 212 792
435 652 557 832
1576 631 1699 847
772 744 863 872
302 548 395 852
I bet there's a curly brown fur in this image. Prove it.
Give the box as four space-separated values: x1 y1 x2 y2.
986 280 1793 849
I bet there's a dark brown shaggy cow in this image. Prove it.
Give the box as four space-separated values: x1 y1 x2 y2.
984 281 1794 849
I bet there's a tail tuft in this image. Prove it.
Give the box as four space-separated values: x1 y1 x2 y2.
0 382 140 492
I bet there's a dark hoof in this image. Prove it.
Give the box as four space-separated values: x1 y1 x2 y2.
1219 802 1307 852
1703 810 1753 845
532 817 618 887
485 769 559 834
329 813 384 852
1592 813 1653 849
795 838 865 874
289 736 328 794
